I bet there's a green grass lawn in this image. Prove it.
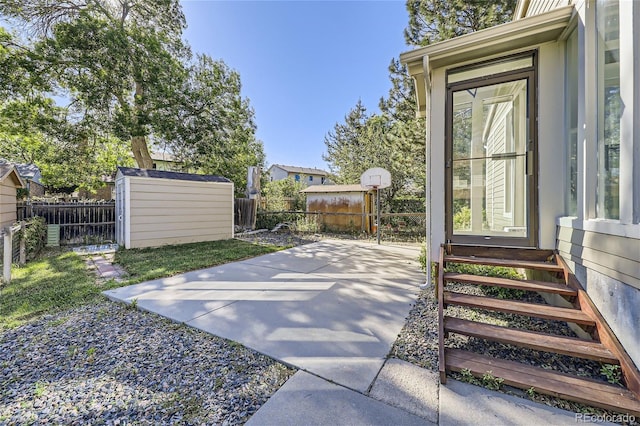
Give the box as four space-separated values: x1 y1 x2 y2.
0 239 283 330
114 239 282 284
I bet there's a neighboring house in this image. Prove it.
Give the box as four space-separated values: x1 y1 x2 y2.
0 164 25 229
128 151 184 172
150 151 182 171
401 0 639 370
0 161 45 198
267 164 329 185
300 184 374 232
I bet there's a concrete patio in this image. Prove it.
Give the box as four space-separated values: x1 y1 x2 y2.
104 239 597 425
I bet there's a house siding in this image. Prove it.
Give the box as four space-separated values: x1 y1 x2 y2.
558 225 640 366
524 0 571 17
124 176 233 249
557 226 639 290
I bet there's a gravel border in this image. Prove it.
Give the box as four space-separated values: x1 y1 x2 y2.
3 232 635 424
1 302 295 425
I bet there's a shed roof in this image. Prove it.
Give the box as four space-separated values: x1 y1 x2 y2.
0 164 25 188
269 164 328 176
117 167 231 183
300 184 370 194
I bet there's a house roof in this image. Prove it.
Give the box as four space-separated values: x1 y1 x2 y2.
300 184 370 194
0 164 25 188
269 164 328 176
14 163 41 181
400 5 574 117
117 167 231 183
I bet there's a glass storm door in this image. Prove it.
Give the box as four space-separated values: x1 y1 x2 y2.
446 54 537 247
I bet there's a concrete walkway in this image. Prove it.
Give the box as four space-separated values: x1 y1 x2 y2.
104 240 596 425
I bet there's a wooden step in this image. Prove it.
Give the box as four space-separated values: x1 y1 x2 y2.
443 273 577 297
445 348 640 416
443 292 595 325
444 317 617 363
444 255 564 273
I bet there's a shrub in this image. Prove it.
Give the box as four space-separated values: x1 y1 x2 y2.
18 216 47 261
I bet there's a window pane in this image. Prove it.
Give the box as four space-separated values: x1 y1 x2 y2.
596 0 620 219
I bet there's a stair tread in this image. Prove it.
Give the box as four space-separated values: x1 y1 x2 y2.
443 292 595 325
444 317 618 364
443 273 577 296
445 348 640 416
444 255 564 272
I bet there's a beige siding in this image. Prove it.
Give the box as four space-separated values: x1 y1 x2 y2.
0 183 18 229
557 226 640 290
524 0 570 17
127 177 233 249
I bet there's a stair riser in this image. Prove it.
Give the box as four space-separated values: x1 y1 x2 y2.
445 329 619 364
447 364 640 417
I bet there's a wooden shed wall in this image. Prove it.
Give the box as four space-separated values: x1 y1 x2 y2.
306 192 370 232
128 177 233 248
0 180 18 229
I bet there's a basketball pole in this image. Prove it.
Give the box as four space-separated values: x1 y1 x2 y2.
376 186 380 245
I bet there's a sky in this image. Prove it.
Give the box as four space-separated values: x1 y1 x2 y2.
180 0 410 171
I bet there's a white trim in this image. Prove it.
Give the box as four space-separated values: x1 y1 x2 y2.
230 182 235 238
423 55 433 289
124 177 131 249
400 6 574 70
557 216 640 239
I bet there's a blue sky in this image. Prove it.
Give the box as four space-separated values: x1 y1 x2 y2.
181 0 410 171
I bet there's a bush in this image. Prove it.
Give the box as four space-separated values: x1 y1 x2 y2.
18 217 47 261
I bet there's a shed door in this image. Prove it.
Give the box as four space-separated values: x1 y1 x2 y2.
445 52 538 247
115 179 125 246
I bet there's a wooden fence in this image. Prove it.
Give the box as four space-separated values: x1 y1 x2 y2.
17 201 116 245
235 198 257 230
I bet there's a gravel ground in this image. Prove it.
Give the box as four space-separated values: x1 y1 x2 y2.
0 302 295 425
2 231 635 424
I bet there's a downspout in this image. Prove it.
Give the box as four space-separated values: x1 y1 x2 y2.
421 55 433 289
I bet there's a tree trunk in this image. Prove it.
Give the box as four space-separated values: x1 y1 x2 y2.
131 135 153 169
131 81 153 169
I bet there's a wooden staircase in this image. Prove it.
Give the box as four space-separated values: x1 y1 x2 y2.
437 244 640 416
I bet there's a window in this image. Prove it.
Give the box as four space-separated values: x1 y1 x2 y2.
596 0 620 220
309 176 313 182
294 174 300 182
566 29 578 216
321 177 326 184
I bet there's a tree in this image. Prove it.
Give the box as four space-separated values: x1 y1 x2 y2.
323 101 409 209
0 0 189 169
262 178 307 211
1 1 263 193
155 54 265 195
404 0 517 47
0 26 134 190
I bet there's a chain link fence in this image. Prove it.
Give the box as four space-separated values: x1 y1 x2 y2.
256 211 425 242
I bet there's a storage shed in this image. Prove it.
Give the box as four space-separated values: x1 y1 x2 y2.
0 164 25 229
301 184 373 232
115 167 233 249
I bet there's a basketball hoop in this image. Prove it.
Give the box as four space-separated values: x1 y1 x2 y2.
360 168 391 244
